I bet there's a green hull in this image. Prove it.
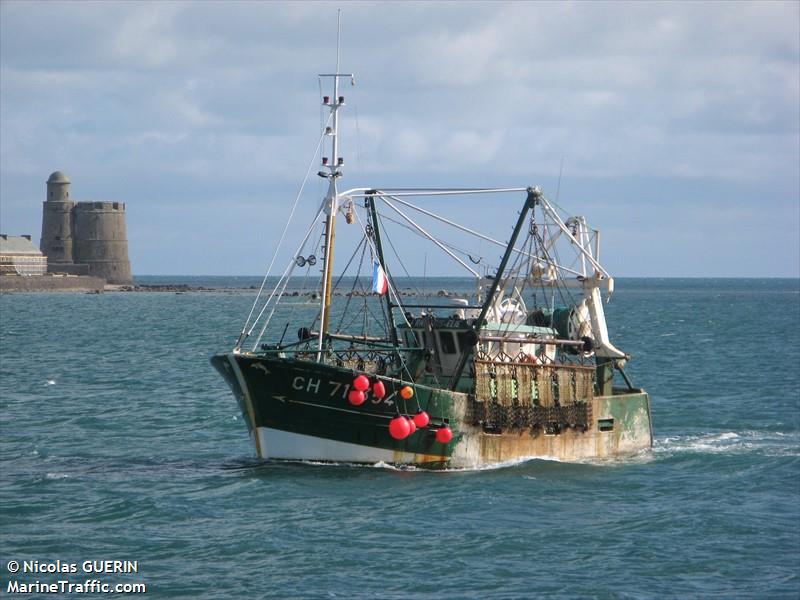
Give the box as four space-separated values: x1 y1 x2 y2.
212 352 461 465
212 352 653 467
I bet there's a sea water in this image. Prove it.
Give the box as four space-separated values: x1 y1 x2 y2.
1 278 798 598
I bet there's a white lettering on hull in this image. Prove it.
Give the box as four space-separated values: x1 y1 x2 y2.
290 375 394 406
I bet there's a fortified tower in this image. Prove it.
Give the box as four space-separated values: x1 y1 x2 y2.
40 171 75 268
73 201 132 284
38 171 133 285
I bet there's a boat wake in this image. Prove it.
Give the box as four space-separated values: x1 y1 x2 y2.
653 430 799 458
230 455 567 474
367 456 565 473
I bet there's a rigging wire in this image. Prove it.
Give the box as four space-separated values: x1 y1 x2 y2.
555 157 564 204
377 211 485 271
378 211 427 300
364 207 458 388
351 205 413 330
370 209 401 339
334 236 368 332
248 204 326 349
238 111 334 344
376 193 578 275
333 220 387 336
283 227 326 334
380 196 480 277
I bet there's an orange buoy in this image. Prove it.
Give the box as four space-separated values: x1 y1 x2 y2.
435 426 453 443
400 385 414 400
389 416 411 440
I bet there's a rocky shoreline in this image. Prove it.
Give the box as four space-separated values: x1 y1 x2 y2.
113 284 459 298
2 277 462 298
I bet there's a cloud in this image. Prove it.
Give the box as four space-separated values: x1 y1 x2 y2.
1 0 797 276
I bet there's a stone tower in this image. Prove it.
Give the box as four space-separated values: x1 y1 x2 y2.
40 171 75 268
73 201 132 284
39 171 133 285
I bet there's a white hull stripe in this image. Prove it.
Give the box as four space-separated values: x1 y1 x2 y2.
257 427 423 464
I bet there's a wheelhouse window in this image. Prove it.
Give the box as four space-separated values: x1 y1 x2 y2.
438 331 457 354
456 331 472 353
414 330 425 348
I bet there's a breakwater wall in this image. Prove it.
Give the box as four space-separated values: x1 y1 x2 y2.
0 275 105 293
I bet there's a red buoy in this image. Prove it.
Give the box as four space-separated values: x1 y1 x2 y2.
352 375 370 392
436 426 453 444
372 380 386 399
348 389 366 406
413 411 430 428
407 417 417 434
400 385 414 400
389 416 411 440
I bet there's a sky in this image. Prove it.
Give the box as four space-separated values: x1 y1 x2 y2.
1 0 798 277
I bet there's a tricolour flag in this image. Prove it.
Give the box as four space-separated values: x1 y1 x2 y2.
372 261 388 295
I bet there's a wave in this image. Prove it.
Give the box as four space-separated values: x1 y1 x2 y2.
227 454 573 475
366 455 564 473
654 430 799 458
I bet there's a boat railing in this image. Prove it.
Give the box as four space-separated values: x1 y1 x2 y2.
258 338 426 377
473 347 595 368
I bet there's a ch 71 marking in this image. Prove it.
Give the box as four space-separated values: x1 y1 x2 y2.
292 376 321 394
291 375 394 405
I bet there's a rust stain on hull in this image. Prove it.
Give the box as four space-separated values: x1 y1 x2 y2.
451 391 652 467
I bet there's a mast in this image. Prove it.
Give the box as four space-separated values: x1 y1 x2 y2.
317 10 349 355
366 192 400 347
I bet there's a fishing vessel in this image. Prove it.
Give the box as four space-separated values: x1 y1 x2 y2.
211 34 652 468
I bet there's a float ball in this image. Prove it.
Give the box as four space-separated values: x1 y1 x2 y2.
348 390 366 406
389 416 411 440
436 426 453 444
372 380 386 399
353 375 370 392
400 386 414 400
413 411 430 428
407 417 417 434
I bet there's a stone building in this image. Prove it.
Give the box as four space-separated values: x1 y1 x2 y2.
0 235 47 276
39 171 132 284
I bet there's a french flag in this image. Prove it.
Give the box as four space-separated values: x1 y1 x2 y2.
372 261 388 295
